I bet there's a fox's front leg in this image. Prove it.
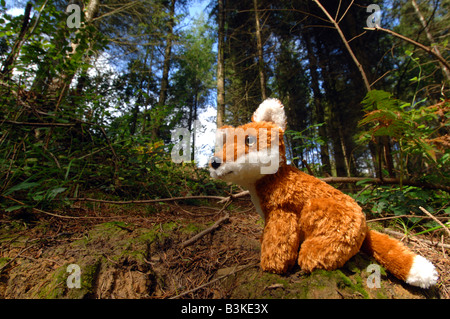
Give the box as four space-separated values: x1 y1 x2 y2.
260 209 301 274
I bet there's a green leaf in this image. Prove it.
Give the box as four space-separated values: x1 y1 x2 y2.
356 178 374 186
3 182 40 196
47 187 67 200
5 205 24 212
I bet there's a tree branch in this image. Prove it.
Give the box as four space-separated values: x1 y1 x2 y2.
320 176 450 192
313 0 371 92
179 213 230 248
1 120 76 127
364 26 450 73
66 195 228 204
419 206 450 237
64 176 449 208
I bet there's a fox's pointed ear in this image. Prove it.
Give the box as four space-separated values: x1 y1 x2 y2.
251 98 287 130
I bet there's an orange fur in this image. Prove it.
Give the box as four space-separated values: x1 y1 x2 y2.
361 230 415 281
209 98 438 288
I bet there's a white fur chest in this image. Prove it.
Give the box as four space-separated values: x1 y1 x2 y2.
246 184 264 221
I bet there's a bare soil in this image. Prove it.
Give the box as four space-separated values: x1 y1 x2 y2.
0 198 448 299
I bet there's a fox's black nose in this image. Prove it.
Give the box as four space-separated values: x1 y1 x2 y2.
210 156 221 169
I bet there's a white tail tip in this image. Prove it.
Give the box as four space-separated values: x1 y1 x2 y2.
406 255 438 289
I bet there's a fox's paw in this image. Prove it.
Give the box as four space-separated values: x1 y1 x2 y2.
260 256 293 274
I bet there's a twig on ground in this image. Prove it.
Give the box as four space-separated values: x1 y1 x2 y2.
367 214 450 223
0 243 39 274
2 195 120 219
180 213 230 248
214 198 233 216
67 195 227 204
218 190 250 204
381 228 450 249
419 206 450 238
169 262 258 299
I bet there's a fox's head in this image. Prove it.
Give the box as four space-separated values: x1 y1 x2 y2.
209 98 287 186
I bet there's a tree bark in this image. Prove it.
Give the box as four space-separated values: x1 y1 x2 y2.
330 119 348 177
0 2 33 79
253 0 266 100
47 0 100 100
158 0 175 108
152 0 176 140
216 0 226 128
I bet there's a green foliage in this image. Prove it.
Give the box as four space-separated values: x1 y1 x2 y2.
0 1 448 223
353 184 450 233
285 123 325 172
358 89 449 184
0 1 224 215
286 124 325 151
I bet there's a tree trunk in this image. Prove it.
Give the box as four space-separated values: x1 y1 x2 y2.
0 2 33 79
153 0 176 140
158 0 175 108
253 0 266 101
216 0 226 128
191 91 199 162
411 0 450 81
47 0 100 100
330 118 348 177
303 29 331 176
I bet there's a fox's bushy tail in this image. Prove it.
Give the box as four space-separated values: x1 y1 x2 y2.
361 230 438 288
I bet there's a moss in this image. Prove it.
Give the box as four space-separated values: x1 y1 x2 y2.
0 257 11 268
228 254 398 299
182 223 205 234
77 259 101 298
160 221 178 232
36 266 68 299
35 259 101 299
31 221 170 299
335 269 369 299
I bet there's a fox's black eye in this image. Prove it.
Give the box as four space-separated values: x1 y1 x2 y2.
245 135 257 147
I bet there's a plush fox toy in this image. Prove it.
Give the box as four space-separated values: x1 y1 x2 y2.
209 98 438 289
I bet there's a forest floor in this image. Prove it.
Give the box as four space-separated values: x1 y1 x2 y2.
0 196 448 299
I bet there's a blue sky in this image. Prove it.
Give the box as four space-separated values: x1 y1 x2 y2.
5 0 210 18
2 0 217 167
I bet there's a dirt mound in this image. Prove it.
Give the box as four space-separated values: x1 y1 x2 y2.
0 203 447 299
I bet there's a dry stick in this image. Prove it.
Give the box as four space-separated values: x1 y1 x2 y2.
367 214 450 223
313 0 371 92
218 190 250 204
382 228 450 249
364 26 450 73
67 195 227 205
0 243 38 274
320 177 450 192
169 262 258 299
180 213 230 248
2 195 119 220
419 206 450 237
411 0 450 81
64 175 450 207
